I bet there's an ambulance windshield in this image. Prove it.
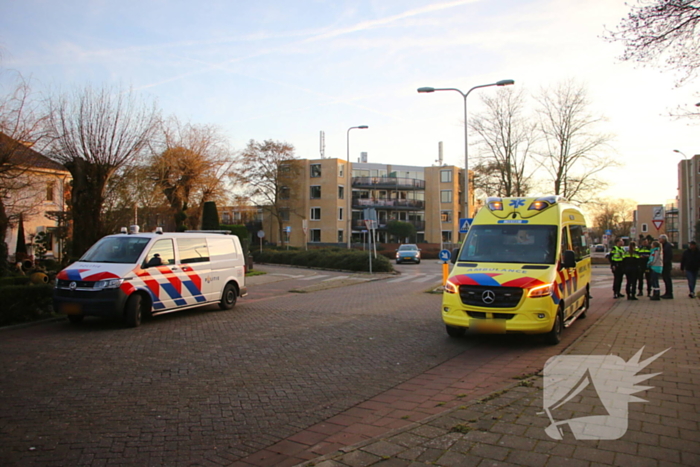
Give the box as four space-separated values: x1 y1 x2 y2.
80 237 151 264
459 225 557 264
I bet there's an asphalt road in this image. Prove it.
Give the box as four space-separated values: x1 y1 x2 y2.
0 261 611 466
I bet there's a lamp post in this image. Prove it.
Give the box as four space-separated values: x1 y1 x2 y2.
674 149 693 245
347 125 369 248
418 79 514 240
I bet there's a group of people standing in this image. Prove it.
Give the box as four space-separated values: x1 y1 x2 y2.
608 235 700 300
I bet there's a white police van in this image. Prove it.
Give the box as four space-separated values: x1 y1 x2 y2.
53 227 247 327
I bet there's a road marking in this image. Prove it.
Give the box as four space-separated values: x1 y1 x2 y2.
322 276 349 282
298 275 330 281
387 274 425 283
412 274 442 283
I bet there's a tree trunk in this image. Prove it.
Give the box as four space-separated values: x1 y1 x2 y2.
66 159 112 257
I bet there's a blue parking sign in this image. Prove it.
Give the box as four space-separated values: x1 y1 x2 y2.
459 218 472 233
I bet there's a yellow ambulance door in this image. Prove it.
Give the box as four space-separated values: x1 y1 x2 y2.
569 223 592 310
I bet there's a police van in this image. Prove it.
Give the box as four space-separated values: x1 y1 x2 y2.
442 196 591 345
53 227 247 327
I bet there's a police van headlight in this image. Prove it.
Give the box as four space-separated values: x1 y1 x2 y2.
444 279 459 294
93 278 124 290
528 283 553 298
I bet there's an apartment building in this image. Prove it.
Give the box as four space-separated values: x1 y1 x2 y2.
262 157 473 248
678 154 700 246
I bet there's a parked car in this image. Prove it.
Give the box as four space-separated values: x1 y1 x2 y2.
396 244 421 264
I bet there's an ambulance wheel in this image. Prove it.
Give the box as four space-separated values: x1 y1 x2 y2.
125 294 143 328
219 282 238 310
544 308 563 345
446 325 466 338
67 315 84 324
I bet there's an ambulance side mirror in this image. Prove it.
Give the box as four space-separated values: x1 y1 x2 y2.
451 248 460 264
562 250 576 269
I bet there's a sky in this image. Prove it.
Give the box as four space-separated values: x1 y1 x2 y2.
1 0 698 208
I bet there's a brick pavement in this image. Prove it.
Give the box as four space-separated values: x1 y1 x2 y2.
298 280 700 467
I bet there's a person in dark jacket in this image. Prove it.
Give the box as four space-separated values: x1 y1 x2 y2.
659 234 674 299
680 241 700 298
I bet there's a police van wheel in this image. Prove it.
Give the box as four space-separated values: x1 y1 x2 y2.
125 294 143 328
544 308 563 345
67 315 84 324
219 283 238 310
446 325 466 338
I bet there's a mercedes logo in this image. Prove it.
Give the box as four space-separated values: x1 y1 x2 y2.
69 281 77 290
481 290 496 304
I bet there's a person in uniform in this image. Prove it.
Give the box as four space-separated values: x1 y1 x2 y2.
607 238 626 299
623 241 640 300
636 238 651 296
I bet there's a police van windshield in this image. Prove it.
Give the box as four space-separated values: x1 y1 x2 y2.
459 225 557 264
80 237 151 264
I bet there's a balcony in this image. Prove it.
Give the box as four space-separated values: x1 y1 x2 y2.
352 198 425 210
352 176 426 190
352 219 426 231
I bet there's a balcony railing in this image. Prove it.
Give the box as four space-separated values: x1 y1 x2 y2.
352 219 425 231
352 176 426 190
352 198 425 210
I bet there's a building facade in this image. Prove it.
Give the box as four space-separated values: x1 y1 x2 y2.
262 157 473 248
634 204 667 241
678 155 700 246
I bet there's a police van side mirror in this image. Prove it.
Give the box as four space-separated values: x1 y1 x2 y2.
562 250 576 269
451 248 459 264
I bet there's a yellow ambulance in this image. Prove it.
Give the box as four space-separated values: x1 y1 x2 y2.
442 196 591 345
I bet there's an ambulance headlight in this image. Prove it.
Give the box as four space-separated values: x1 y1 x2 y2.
528 283 553 298
93 278 124 290
444 279 459 294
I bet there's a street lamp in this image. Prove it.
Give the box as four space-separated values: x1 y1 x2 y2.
418 80 514 239
347 125 369 248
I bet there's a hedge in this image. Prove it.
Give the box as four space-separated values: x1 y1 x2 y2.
0 284 54 327
252 247 393 273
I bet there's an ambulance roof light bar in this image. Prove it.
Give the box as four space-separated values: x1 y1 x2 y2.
528 195 562 211
486 197 503 211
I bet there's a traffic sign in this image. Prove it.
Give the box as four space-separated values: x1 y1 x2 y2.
458 218 473 233
257 230 265 238
439 249 451 262
652 219 664 230
284 226 291 233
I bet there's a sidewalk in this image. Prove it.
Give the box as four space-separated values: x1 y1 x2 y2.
299 281 700 467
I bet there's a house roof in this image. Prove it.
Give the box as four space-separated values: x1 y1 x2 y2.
0 132 68 173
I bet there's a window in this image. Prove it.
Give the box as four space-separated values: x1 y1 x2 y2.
310 185 321 199
642 223 648 233
440 170 452 183
144 239 175 267
339 164 344 177
337 230 343 243
310 229 321 242
310 164 322 178
441 190 452 203
280 186 290 200
338 186 344 199
441 211 452 222
280 209 290 221
338 207 344 221
46 182 55 202
311 207 321 220
177 238 210 263
569 224 589 261
442 231 452 242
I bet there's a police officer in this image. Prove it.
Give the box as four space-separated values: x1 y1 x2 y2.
623 241 641 300
607 238 626 298
636 238 651 296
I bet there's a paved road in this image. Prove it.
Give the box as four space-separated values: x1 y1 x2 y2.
0 262 610 466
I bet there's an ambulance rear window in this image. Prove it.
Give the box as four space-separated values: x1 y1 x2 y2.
80 237 150 264
459 225 557 264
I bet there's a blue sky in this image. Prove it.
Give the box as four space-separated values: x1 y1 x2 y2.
1 0 698 206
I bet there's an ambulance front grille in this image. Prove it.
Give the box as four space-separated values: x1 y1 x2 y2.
458 285 523 308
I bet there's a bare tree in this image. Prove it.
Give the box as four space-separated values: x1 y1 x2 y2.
535 80 615 203
587 198 637 238
45 84 160 256
604 0 700 86
148 119 235 231
470 87 538 197
0 70 50 272
236 140 299 246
